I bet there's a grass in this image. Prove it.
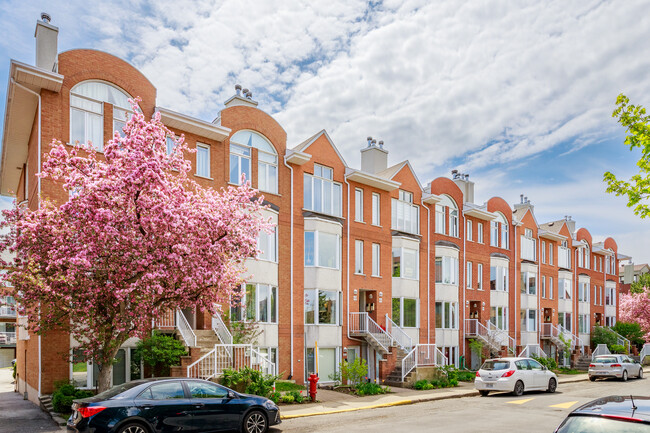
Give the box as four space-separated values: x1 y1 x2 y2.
72 363 87 373
274 381 305 392
554 368 583 375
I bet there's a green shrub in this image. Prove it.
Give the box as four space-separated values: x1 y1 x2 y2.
414 380 434 390
456 370 476 382
591 326 618 351
281 394 295 403
329 358 368 387
611 344 627 354
134 331 188 377
12 362 17 380
269 391 281 404
219 367 279 397
612 322 645 348
274 382 305 392
531 355 558 371
289 390 304 403
51 382 94 413
355 382 386 396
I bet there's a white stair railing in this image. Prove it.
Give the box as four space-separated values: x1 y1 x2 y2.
592 344 611 359
518 344 547 358
640 343 650 364
186 344 277 379
486 322 516 354
187 347 217 379
401 344 447 381
154 309 176 328
606 327 630 351
385 314 413 350
251 347 276 376
176 309 197 347
558 325 584 354
212 312 233 344
349 312 392 353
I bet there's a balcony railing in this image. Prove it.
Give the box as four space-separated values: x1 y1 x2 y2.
0 332 17 345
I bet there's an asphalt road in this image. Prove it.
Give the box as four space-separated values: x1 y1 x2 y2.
275 376 649 433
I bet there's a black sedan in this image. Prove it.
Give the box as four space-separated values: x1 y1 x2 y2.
554 395 650 432
67 377 281 433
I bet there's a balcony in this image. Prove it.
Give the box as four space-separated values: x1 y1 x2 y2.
0 332 16 346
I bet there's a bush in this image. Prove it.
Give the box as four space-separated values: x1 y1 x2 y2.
274 382 305 392
12 362 16 380
611 344 627 354
531 355 558 371
329 358 368 387
280 394 294 404
288 390 304 403
456 370 476 382
51 381 94 413
134 331 188 377
355 382 387 396
219 367 279 397
414 380 434 390
612 322 646 348
591 326 618 351
269 391 281 404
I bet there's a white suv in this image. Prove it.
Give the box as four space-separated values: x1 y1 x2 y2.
475 357 558 396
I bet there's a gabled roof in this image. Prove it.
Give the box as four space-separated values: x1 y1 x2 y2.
512 205 539 227
291 129 348 167
376 160 424 191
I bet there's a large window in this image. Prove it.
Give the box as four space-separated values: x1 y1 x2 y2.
435 302 458 329
355 188 363 222
372 243 380 277
304 165 342 217
605 286 616 306
490 265 509 291
434 195 458 237
304 289 340 325
392 297 418 328
230 283 277 324
392 248 418 279
257 226 277 262
70 81 132 151
196 143 210 178
558 312 572 332
558 278 572 299
520 271 536 295
371 193 380 225
521 309 538 332
304 231 340 269
230 130 277 193
435 256 458 285
558 241 571 268
490 306 508 330
578 281 589 302
578 314 589 334
520 229 536 261
392 190 419 234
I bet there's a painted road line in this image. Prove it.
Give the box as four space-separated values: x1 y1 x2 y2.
550 401 579 409
507 398 535 405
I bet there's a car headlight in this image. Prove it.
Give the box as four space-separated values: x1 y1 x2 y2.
263 400 278 410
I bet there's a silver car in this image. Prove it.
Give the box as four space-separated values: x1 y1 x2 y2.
475 357 558 396
589 354 644 382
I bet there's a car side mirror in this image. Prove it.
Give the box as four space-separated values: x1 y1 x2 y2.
227 391 236 399
542 366 547 370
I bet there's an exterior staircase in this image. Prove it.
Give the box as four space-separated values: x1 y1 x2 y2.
385 347 412 387
541 323 565 348
349 312 394 358
465 319 514 356
575 355 592 371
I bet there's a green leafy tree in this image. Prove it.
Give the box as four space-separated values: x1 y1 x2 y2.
612 321 646 348
134 331 187 377
604 94 650 217
630 273 650 294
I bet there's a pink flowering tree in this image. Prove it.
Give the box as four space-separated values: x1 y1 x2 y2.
0 100 271 392
619 287 650 342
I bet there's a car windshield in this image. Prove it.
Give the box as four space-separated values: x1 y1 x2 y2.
481 360 510 371
593 357 618 364
93 381 143 400
556 415 650 433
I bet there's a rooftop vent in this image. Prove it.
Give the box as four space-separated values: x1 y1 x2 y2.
235 84 242 96
41 12 51 23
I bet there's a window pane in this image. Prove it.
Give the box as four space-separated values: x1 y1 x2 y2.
392 249 401 277
304 290 315 324
188 381 227 399
318 233 338 269
372 243 380 276
245 284 256 321
240 155 250 182
258 163 268 191
230 154 239 183
70 108 85 144
267 165 277 193
435 258 442 283
372 194 380 225
270 287 277 323
197 146 210 177
89 113 103 150
333 183 342 217
166 136 175 155
318 290 337 324
313 178 322 212
403 299 416 327
258 285 268 322
304 175 312 209
402 249 417 279
304 232 315 266
435 302 442 328
392 298 401 326
148 382 185 400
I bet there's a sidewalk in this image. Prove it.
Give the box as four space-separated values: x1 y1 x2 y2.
280 369 649 419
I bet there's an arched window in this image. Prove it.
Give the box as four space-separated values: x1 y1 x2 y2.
70 81 132 151
229 130 278 193
492 212 508 249
435 195 458 237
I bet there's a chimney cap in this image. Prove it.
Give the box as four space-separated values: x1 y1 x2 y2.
41 12 51 23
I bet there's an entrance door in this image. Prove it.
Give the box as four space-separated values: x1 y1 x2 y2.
543 308 552 323
469 301 480 320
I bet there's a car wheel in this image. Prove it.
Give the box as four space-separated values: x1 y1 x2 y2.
117 423 149 433
242 410 267 433
479 390 490 397
512 380 524 396
589 376 596 382
639 368 643 379
622 370 628 382
547 378 557 393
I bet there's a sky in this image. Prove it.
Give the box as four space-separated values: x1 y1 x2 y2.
0 0 649 263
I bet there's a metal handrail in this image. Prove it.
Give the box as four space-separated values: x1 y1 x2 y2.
641 344 650 364
153 309 176 328
176 309 197 347
401 347 416 382
385 314 413 350
349 312 391 353
558 325 584 354
212 312 233 345
251 347 276 375
592 344 611 359
486 322 516 354
606 327 631 350
518 344 547 358
401 344 446 382
187 347 217 379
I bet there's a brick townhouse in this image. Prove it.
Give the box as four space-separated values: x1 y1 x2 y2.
0 16 627 403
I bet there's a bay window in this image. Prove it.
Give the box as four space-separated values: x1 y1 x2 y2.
435 256 458 285
434 301 458 329
304 165 342 217
490 306 508 330
392 190 419 234
520 229 536 261
578 281 589 302
392 297 418 328
257 226 277 262
304 289 340 325
521 309 538 332
578 314 589 334
558 278 572 299
520 271 536 295
304 231 340 269
392 247 418 279
605 286 616 306
230 283 277 323
558 312 572 332
490 265 509 291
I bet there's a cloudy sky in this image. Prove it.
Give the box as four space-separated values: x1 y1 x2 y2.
1 0 649 263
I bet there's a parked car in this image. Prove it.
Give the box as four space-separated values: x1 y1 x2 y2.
474 357 558 397
554 395 650 432
589 354 644 382
67 377 281 433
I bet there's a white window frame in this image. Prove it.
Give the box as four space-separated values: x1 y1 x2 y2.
257 226 278 262
392 190 419 234
371 193 380 226
467 220 473 241
371 243 381 277
304 165 342 217
231 283 278 324
477 263 483 290
541 241 546 263
196 143 211 178
304 289 341 326
490 265 509 291
355 240 364 274
392 297 419 328
466 261 473 288
435 256 459 285
355 188 364 222
477 223 483 243
392 247 419 280
304 231 341 270
435 301 459 330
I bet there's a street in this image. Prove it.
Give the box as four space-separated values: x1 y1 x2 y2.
276 377 648 433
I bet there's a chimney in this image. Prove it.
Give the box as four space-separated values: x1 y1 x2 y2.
514 193 534 212
224 84 258 108
35 13 58 72
452 170 475 204
564 216 576 234
360 136 388 174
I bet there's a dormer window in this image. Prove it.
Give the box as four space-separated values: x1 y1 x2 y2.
229 130 278 193
70 81 132 151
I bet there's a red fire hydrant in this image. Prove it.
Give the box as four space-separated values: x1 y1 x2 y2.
308 374 319 402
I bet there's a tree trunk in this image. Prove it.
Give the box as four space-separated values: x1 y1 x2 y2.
96 344 121 393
